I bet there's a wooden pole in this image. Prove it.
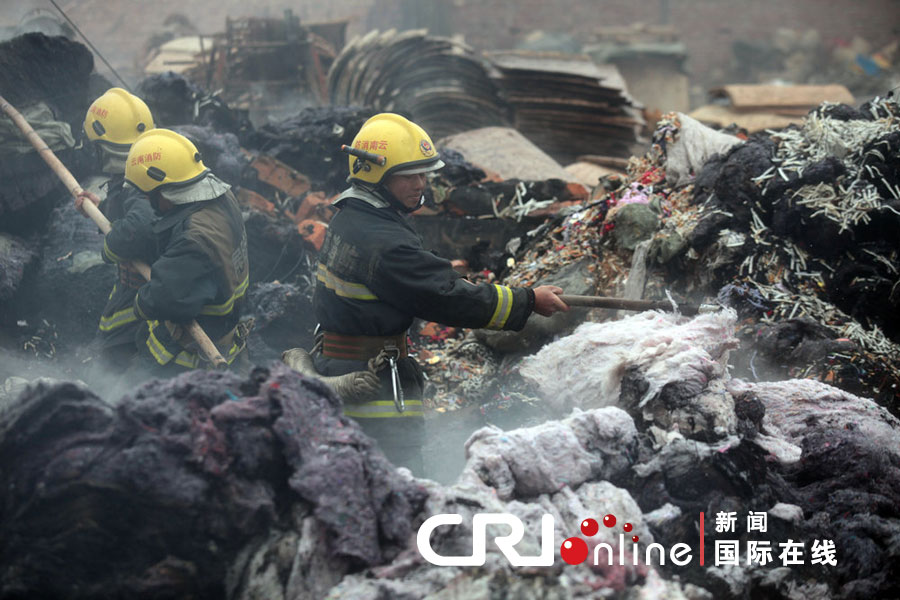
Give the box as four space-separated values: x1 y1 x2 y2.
559 295 705 316
0 94 227 368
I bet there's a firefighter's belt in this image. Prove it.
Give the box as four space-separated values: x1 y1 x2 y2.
321 331 408 361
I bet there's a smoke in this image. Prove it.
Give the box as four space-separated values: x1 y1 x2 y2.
0 3 73 43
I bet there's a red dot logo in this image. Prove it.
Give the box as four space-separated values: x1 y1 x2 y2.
560 537 589 565
603 514 616 528
580 518 599 536
632 535 640 542
623 523 633 532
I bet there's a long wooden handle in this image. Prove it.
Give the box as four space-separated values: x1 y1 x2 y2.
0 94 227 368
560 295 702 315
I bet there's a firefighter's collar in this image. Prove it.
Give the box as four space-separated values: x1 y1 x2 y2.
333 184 391 209
100 146 129 175
152 200 209 233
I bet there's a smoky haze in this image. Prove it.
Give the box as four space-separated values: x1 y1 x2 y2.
1 0 897 106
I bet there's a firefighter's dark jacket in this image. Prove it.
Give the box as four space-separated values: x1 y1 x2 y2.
133 190 249 367
101 174 157 265
314 189 535 336
96 175 156 348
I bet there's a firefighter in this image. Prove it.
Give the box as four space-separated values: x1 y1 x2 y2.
123 128 251 377
311 113 568 476
76 88 157 371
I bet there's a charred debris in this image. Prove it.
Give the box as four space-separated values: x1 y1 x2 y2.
1 21 900 600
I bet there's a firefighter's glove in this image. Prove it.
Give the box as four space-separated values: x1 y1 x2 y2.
282 348 380 404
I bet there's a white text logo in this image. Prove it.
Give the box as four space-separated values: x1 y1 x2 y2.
416 513 555 567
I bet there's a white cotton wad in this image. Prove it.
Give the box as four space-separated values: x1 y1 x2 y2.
664 112 743 188
458 406 638 500
519 309 740 413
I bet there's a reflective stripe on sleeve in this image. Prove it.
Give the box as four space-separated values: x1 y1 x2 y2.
199 275 249 316
99 306 138 331
134 293 150 320
103 238 124 263
145 320 175 365
485 284 513 330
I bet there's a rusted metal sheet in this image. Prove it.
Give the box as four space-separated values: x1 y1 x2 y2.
251 155 311 198
689 104 799 133
236 187 275 214
712 84 855 112
564 161 623 187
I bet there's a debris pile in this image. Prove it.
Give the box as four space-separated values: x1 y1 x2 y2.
686 99 900 404
246 281 317 364
0 233 36 327
0 32 96 129
1 25 900 599
405 128 593 278
180 13 345 122
406 309 897 600
15 192 114 360
136 71 253 137
243 105 375 194
465 102 900 411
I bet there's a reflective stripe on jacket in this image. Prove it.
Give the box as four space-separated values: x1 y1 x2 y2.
313 193 534 337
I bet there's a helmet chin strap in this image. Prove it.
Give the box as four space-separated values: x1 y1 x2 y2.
373 183 423 214
409 194 426 212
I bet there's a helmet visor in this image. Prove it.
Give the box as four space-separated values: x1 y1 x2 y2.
391 158 445 176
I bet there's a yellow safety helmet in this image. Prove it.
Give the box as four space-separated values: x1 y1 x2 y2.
346 113 444 186
124 128 208 193
83 88 154 150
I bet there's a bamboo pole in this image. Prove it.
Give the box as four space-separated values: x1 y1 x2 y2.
0 94 227 368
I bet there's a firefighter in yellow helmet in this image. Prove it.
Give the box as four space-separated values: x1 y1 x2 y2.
76 88 158 371
122 128 251 378
310 113 568 476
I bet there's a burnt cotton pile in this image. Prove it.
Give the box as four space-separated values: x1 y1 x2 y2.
5 307 898 598
0 365 427 599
